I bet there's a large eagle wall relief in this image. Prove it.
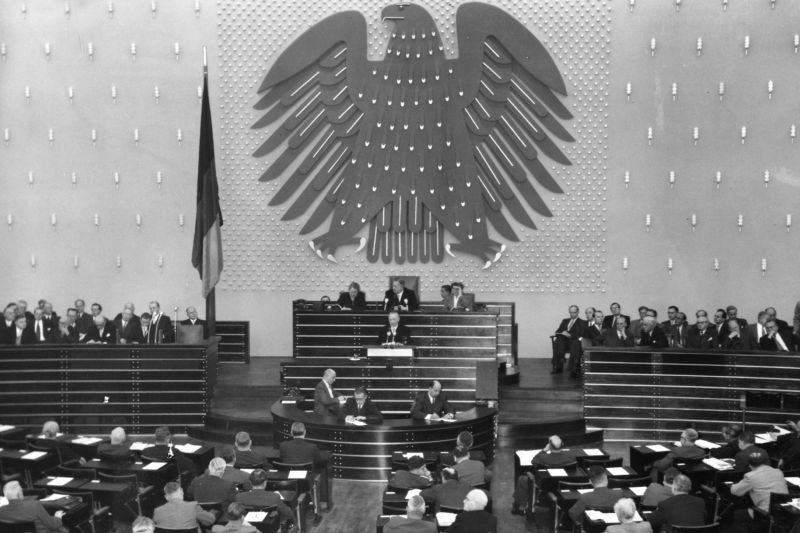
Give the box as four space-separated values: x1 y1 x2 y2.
252 2 574 269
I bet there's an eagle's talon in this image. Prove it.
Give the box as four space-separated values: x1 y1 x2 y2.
355 237 366 253
445 244 456 258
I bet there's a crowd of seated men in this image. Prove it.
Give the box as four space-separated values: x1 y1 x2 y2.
510 426 800 533
328 278 478 313
0 298 209 345
552 301 800 376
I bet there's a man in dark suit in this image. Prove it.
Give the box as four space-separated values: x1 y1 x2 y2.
760 319 795 352
602 302 631 330
336 282 367 311
180 306 209 338
652 429 707 475
279 422 327 466
187 457 237 508
552 305 586 373
583 310 606 346
410 380 455 420
512 435 577 514
233 431 267 468
49 317 79 344
660 305 680 332
568 466 625 523
97 426 134 462
638 316 668 348
112 302 140 325
384 278 419 312
0 480 68 533
377 310 412 345
726 305 748 329
41 301 59 330
314 368 344 416
73 299 94 339
82 315 117 344
11 315 36 345
420 468 473 510
145 426 197 481
0 304 18 344
147 301 174 344
452 445 491 487
388 455 433 490
721 318 745 350
742 311 769 350
382 494 437 533
733 431 768 472
341 385 383 424
153 481 216 530
30 308 54 344
448 282 475 311
115 308 144 344
235 469 294 525
712 308 729 345
448 489 497 533
219 446 252 491
603 316 634 347
687 315 717 350
648 474 706 531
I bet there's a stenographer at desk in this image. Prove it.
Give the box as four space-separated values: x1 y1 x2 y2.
340 385 383 425
377 311 412 346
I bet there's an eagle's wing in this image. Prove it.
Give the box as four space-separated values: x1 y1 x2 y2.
452 2 573 248
252 11 370 241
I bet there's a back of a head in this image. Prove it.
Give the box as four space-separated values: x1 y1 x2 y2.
614 498 637 523
457 431 473 449
110 426 127 445
739 431 755 446
453 445 469 461
663 467 680 485
163 481 182 499
2 481 23 500
226 502 246 522
154 426 171 444
291 421 306 437
441 468 459 482
42 420 60 438
588 465 607 487
463 489 488 511
249 468 268 488
235 431 251 449
407 456 425 472
672 474 692 494
748 451 768 468
132 516 155 533
220 445 236 464
683 428 698 443
406 494 426 518
548 435 563 450
208 457 227 477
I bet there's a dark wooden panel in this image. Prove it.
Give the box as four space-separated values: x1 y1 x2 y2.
215 320 250 363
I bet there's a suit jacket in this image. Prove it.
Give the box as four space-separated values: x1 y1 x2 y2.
606 523 652 533
148 313 174 344
115 318 144 343
603 328 634 348
211 523 257 533
143 443 196 475
639 326 668 348
759 331 795 352
73 312 94 334
734 445 768 472
97 442 134 462
48 326 78 344
314 380 340 416
30 319 54 344
377 323 412 345
384 289 419 312
555 317 587 339
187 474 237 508
222 465 253 490
42 312 60 330
234 449 267 469
629 319 645 339
383 516 437 533
420 479 473 509
153 500 215 529
11 326 36 345
666 323 689 347
453 459 490 486
653 444 706 471
278 438 323 465
641 482 673 507
584 322 606 346
410 391 454 419
82 321 117 344
0 320 15 344
388 469 432 490
448 293 475 311
731 465 789 512
686 327 717 350
648 493 706 531
532 449 577 467
568 486 625 523
235 489 293 522
336 291 366 311
447 509 497 533
602 314 631 330
721 333 744 350
180 318 209 339
0 498 66 533
341 397 383 423
741 324 765 350
713 323 729 346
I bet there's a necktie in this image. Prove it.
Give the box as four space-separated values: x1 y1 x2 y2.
612 316 617 327
567 318 575 331
122 321 127 330
35 321 42 340
16 333 22 345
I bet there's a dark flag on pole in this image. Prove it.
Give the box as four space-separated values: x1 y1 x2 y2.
192 72 223 297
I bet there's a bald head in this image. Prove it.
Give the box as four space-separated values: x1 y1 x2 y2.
110 427 127 445
463 489 488 511
3 481 23 500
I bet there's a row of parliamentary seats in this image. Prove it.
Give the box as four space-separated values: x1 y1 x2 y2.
0 298 209 345
0 421 331 533
552 301 800 377
510 424 800 533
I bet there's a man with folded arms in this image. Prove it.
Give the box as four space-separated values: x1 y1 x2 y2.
388 456 432 490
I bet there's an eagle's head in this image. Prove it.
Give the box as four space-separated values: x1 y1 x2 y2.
381 3 436 33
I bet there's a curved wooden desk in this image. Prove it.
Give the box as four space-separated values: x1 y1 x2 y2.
270 401 497 481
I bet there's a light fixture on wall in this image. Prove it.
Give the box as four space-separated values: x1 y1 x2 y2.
743 35 750 56
741 126 747 144
197 85 203 101
133 128 139 146
178 213 185 229
177 129 183 146
667 257 673 276
91 128 97 146
67 86 74 104
737 214 744 232
622 257 629 273
28 171 34 187
645 213 651 232
71 172 77 187
1 43 7 61
136 214 142 230
154 86 160 103
625 82 631 101
94 213 100 230
48 128 54 146
44 42 51 59
130 42 137 61
24 86 30 103
3 128 9 145
647 127 653 145
794 35 799 54
195 0 201 16
65 2 70 17
158 256 164 270
767 80 774 100
668 170 675 189
20 3 26 18
718 82 725 101
7 214 12 229
650 37 656 57
693 126 699 145
786 214 792 232
771 0 777 9
73 256 79 269
764 170 770 188
51 213 57 229
111 85 117 103
629 0 635 12
761 258 767 277
174 42 181 61
116 256 122 269
108 1 114 18
690 214 697 232
624 171 630 188
713 258 720 274
30 255 36 268
114 172 120 190
151 0 157 17
671 83 677 101
87 42 94 60
791 124 796 143
156 171 163 189
696 38 703 57
675 0 681 12
722 0 728 11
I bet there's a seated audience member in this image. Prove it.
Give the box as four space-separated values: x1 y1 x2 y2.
603 302 631 329
441 431 486 466
511 435 576 514
115 308 144 344
652 429 706 475
642 467 680 507
742 311 769 350
638 316 668 348
113 302 140 324
377 310 412 345
278 422 327 466
233 431 266 468
42 301 59 330
552 305 586 374
211 502 257 533
187 457 237 509
648 474 705 531
778 419 800 470
760 319 795 352
153 481 216 530
584 307 596 323
131 516 155 533
388 456 433 490
146 426 196 479
420 468 472 510
452 445 491 486
731 450 788 531
139 313 152 344
337 282 366 312
712 308 729 345
710 423 743 459
722 318 744 350
235 469 294 526
11 315 35 345
661 306 679 331
606 497 652 533
667 312 689 348
341 385 383 424
219 446 252 491
83 314 117 344
384 278 419 312
440 284 453 311
734 431 767 472
180 306 209 338
766 306 789 330
383 494 436 533
16 301 34 323
727 305 748 328
30 308 53 344
583 309 605 346
37 420 85 464
568 466 624 523
73 299 93 337
49 316 78 344
628 306 649 339
687 314 717 350
448 488 497 533
1 303 18 344
410 380 454 420
98 426 133 461
603 316 634 347
0 480 67 533
90 302 103 318
448 282 474 311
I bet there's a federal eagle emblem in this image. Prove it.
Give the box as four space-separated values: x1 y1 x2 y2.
252 2 573 268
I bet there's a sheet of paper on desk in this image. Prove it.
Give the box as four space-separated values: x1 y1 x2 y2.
582 448 603 456
0 425 14 432
577 488 593 494
288 470 307 479
244 512 268 523
703 458 733 471
405 489 421 500
516 450 541 464
629 486 647 496
694 439 720 449
142 462 166 470
47 477 73 487
347 419 366 426
72 437 102 445
785 477 800 487
41 493 69 501
129 442 154 451
755 433 776 444
646 444 670 452
774 426 791 435
436 512 457 526
174 443 201 453
21 451 48 460
404 452 423 459
547 469 568 477
606 467 629 476
241 469 254 474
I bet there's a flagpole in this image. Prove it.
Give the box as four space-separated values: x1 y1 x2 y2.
201 45 216 338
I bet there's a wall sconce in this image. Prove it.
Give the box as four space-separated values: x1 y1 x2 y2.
624 171 630 188
177 129 183 146
158 256 164 270
645 213 652 232
195 0 201 16
1 43 6 61
771 0 777 9
111 85 117 103
737 214 743 232
178 213 185 229
151 0 157 17
116 256 122 269
722 0 728 11
44 42 51 59
622 256 629 272
696 37 703 56
718 82 725 101
48 128 54 146
174 42 180 61
625 82 631 101
713 258 720 274
71 171 77 187
87 42 94 60
744 35 750 55
768 80 774 99
786 214 792 232
7 214 12 229
761 258 767 277
130 42 137 61
671 83 677 101
668 170 675 189
690 213 697 232
28 171 34 187
91 128 97 146
94 213 100 230
650 37 656 57
693 126 699 145
197 85 203 101
21 3 26 18
51 213 57 229
108 1 114 18
667 257 673 276
133 128 139 146
24 86 30 103
30 255 36 268
73 256 79 269
764 170 770 188
794 35 799 54
156 171 163 189
67 86 73 104
136 214 142 230
675 0 681 11
3 128 9 145
114 172 120 189
741 126 747 144
647 127 653 145
154 86 160 103
65 2 70 17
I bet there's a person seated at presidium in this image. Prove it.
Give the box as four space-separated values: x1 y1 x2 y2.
444 282 474 312
410 380 455 420
341 385 383 424
760 318 796 352
378 311 411 345
83 314 117 344
551 305 586 374
384 278 419 312
314 368 345 416
337 281 366 311
638 316 668 348
180 306 209 338
602 316 634 347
